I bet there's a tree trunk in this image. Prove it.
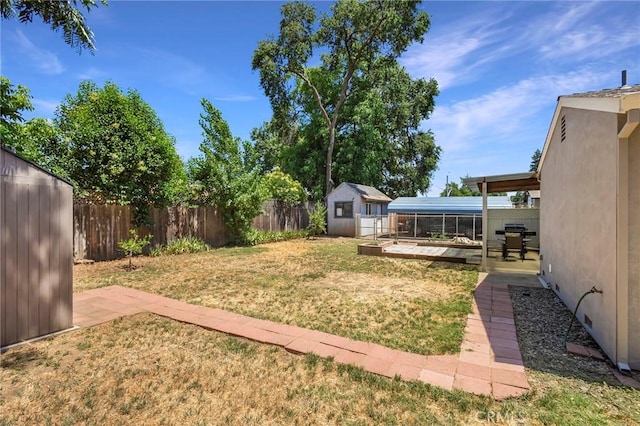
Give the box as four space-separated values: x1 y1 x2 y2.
325 125 336 198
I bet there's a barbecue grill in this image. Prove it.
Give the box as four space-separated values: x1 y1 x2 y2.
495 224 536 261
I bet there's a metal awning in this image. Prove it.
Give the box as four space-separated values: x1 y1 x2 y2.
463 172 540 193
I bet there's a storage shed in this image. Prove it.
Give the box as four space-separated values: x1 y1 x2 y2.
1 146 74 348
326 183 392 237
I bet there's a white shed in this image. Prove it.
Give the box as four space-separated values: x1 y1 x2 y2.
326 183 391 237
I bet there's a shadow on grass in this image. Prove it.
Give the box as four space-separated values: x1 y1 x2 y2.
0 346 48 370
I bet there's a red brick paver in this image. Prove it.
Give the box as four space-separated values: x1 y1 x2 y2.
72 272 530 400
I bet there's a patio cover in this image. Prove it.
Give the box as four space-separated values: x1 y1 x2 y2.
463 172 540 271
463 172 540 193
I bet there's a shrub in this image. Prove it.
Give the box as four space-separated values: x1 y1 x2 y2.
307 205 327 238
241 229 307 246
150 237 210 256
118 229 153 270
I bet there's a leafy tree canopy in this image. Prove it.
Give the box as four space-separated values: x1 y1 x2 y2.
54 81 186 222
261 167 307 205
187 99 266 240
0 76 34 152
253 0 434 198
1 0 107 53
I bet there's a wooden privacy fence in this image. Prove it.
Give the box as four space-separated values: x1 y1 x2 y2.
74 201 314 261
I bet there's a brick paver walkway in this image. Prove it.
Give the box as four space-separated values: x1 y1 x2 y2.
73 273 529 400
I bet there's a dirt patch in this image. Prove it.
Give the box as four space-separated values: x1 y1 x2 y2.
315 271 458 302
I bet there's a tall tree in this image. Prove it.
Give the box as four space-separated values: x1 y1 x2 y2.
1 0 107 52
253 0 431 197
187 99 265 240
530 148 541 172
55 81 186 222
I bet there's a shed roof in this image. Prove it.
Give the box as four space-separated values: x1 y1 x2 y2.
388 196 512 215
342 182 392 202
1 145 73 187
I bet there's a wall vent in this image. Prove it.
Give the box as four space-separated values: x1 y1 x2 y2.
560 115 567 142
584 314 593 329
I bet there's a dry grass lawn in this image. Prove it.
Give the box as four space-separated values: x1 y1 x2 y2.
2 238 639 424
1 314 485 425
73 238 478 355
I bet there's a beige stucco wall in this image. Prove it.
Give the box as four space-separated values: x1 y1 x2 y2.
540 107 618 362
627 124 640 368
327 184 359 237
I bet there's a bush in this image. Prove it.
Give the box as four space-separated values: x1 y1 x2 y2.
150 237 210 256
307 205 327 238
241 229 307 246
118 229 153 270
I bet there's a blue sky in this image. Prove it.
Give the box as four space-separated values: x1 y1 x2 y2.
2 0 639 196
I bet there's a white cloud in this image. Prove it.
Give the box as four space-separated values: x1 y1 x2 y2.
13 30 64 74
131 47 210 95
426 69 612 155
32 99 59 117
76 67 108 80
400 7 523 90
539 26 640 61
213 95 256 102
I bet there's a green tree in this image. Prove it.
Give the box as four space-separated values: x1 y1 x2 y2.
1 0 107 52
530 148 541 172
253 0 432 197
261 167 307 205
511 148 543 205
187 99 266 241
0 76 34 151
441 176 507 197
54 81 187 222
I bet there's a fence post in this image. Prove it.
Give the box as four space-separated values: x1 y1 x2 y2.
473 214 476 240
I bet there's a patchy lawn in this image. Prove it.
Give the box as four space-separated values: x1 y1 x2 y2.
2 313 638 425
3 238 636 425
74 238 478 355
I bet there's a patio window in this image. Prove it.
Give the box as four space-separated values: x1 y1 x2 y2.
365 203 373 215
335 201 353 218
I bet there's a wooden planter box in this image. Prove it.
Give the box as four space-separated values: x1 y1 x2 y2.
357 240 393 256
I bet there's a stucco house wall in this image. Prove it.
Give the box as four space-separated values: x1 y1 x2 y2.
540 84 640 369
540 107 618 360
627 124 639 367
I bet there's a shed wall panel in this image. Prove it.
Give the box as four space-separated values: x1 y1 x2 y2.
1 149 73 347
27 184 40 337
2 182 18 345
16 184 29 340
